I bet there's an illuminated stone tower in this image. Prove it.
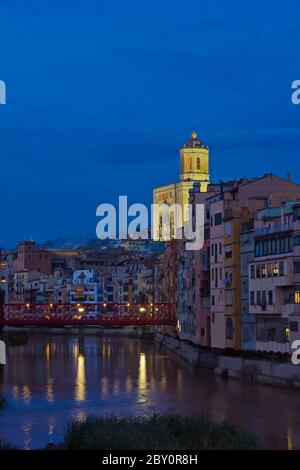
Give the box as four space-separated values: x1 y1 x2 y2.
153 130 210 239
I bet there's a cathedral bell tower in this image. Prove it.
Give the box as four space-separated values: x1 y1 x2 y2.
180 130 209 189
153 130 210 240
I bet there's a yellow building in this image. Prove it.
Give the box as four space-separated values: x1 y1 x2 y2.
153 130 210 239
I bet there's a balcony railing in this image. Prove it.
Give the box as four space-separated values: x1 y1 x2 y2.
255 223 293 236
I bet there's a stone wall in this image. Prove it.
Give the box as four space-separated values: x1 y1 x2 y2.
157 333 300 390
216 356 300 389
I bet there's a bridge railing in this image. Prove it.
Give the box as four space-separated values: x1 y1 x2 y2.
1 303 176 325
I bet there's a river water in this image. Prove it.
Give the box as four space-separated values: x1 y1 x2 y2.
0 334 299 450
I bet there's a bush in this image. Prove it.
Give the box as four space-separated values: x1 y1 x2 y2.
0 439 18 450
62 414 257 450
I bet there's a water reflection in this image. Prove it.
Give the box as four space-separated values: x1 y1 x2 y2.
46 377 54 403
0 334 300 449
75 354 86 402
22 384 31 405
137 352 148 405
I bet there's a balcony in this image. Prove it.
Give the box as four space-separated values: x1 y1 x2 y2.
249 303 276 315
282 303 300 316
255 223 293 237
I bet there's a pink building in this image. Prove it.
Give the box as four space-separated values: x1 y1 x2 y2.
15 241 52 276
249 201 300 352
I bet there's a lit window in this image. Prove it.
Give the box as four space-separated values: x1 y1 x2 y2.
285 327 290 343
273 263 279 277
295 291 300 304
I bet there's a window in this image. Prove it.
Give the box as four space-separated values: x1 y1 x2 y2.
197 157 200 170
250 265 255 279
273 263 279 277
262 241 268 256
261 264 267 278
267 328 276 341
267 263 272 277
261 291 267 307
225 222 232 237
225 290 233 306
294 262 300 274
219 243 222 255
225 246 232 259
268 290 273 305
211 296 215 306
256 265 261 279
271 239 276 254
214 213 222 226
285 327 290 343
295 291 300 304
255 242 261 257
250 291 255 305
257 291 261 305
294 236 300 247
226 317 233 340
211 244 214 256
290 321 298 332
279 261 284 277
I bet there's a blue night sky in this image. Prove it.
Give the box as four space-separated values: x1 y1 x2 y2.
1 0 300 247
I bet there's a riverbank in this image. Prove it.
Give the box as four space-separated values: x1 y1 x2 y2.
58 414 257 450
3 326 155 339
0 414 257 450
156 334 300 390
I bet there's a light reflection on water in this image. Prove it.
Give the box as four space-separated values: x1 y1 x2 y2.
0 334 300 450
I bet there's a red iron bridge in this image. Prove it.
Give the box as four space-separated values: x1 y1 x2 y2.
0 303 176 327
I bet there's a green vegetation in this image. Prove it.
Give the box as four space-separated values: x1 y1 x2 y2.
62 414 257 450
0 439 18 450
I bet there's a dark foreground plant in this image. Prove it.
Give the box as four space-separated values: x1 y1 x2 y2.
62 414 257 450
0 439 19 450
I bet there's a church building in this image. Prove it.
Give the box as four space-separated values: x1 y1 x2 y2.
153 130 210 239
